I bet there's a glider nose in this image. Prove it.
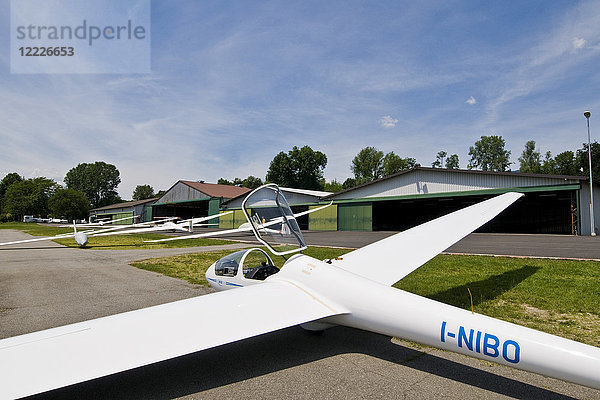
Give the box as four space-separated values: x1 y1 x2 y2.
74 232 88 247
206 263 219 290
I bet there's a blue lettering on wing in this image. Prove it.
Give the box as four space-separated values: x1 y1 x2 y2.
458 326 474 351
440 321 521 364
483 333 500 357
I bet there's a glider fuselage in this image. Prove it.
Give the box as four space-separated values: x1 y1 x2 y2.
208 253 600 389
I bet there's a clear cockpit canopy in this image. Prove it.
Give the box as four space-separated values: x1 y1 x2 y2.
241 184 307 256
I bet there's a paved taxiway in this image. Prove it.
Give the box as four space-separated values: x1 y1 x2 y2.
1 229 599 399
192 229 600 260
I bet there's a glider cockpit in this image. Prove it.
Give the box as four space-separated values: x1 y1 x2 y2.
207 248 280 290
207 184 305 290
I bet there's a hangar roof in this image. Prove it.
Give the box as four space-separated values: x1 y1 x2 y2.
155 180 251 205
325 167 587 200
90 197 158 212
178 180 251 199
279 187 332 198
223 186 332 208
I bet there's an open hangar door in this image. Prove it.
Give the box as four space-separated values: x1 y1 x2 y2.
371 190 577 234
151 201 209 221
290 205 309 230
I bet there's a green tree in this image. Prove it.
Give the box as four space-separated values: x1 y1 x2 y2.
324 179 343 193
241 176 263 189
468 135 511 172
382 152 416 176
265 152 293 186
518 140 542 173
342 177 357 189
132 184 155 201
4 177 59 220
48 189 90 221
266 146 327 190
0 173 23 213
445 154 460 169
432 151 447 168
351 147 385 183
64 162 121 208
553 151 578 176
540 151 556 174
576 141 600 183
218 176 263 189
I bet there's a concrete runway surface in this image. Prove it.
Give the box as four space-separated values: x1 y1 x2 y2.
185 228 600 260
1 229 599 400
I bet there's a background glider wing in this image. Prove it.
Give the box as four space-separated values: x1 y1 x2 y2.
88 212 231 238
0 231 81 246
144 225 252 242
332 192 523 286
0 281 346 399
145 204 331 243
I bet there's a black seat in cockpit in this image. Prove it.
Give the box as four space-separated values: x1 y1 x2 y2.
244 262 279 281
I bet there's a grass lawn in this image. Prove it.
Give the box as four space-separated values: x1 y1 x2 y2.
132 249 600 346
0 222 73 236
0 222 236 249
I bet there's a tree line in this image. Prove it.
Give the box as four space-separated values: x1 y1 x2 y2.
2 136 598 222
0 162 122 222
219 137 600 193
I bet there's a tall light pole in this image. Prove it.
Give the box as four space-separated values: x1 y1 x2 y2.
584 110 595 236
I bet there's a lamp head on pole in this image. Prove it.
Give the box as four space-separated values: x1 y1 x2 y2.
584 110 591 119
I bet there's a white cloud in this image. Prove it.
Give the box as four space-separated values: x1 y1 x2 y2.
466 96 477 105
573 37 586 49
379 115 398 128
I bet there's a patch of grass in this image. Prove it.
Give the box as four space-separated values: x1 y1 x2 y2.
299 246 350 264
56 233 235 249
0 222 72 236
132 250 236 286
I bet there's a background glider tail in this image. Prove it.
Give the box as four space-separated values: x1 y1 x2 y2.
331 192 524 286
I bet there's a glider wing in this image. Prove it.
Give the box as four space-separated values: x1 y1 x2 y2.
0 281 346 399
0 231 79 246
332 192 523 286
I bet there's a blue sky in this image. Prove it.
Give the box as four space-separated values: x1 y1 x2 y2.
1 1 600 198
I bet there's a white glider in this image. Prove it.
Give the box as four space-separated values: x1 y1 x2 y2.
144 201 332 250
0 212 229 248
87 212 231 238
60 214 142 227
0 185 599 399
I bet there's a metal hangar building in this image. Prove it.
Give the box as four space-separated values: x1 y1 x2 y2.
89 181 250 224
150 180 251 221
311 167 597 235
89 198 158 224
221 187 333 230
